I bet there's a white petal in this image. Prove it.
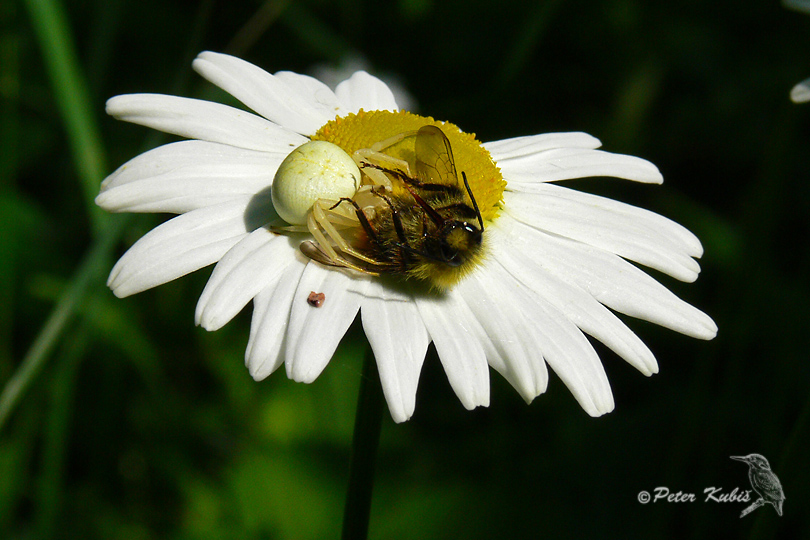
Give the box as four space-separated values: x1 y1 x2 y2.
196 229 297 331
790 77 810 103
484 132 601 158
498 214 717 340
97 140 284 214
504 187 702 281
335 71 399 113
495 266 614 416
275 71 347 116
489 223 657 376
285 264 362 383
458 267 548 402
415 293 490 410
785 0 810 14
192 52 339 136
493 145 663 185
360 281 429 423
106 94 305 153
246 259 308 380
108 199 252 297
469 258 613 415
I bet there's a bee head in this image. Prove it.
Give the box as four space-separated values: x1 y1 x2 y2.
428 221 483 267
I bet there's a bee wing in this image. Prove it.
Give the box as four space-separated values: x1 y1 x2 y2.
414 125 459 188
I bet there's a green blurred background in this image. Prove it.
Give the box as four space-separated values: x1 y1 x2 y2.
2 0 809 538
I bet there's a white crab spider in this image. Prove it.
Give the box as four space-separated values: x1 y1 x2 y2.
270 133 423 274
271 140 361 225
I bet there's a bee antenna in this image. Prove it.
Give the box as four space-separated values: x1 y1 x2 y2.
461 171 484 231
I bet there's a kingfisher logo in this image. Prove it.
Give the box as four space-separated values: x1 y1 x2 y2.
730 454 785 517
636 453 786 518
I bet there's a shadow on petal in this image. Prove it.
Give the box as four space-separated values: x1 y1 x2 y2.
245 186 279 231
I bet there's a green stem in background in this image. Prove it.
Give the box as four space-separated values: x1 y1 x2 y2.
34 327 88 539
496 0 562 88
2 0 214 434
24 0 109 236
341 344 385 540
5 0 114 429
225 0 290 58
0 215 129 431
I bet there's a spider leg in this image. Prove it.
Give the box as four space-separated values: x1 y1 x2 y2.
308 198 386 266
299 240 383 276
353 132 416 183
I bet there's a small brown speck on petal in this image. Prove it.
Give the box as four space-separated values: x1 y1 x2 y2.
307 291 325 307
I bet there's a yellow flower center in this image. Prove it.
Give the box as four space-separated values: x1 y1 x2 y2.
311 110 505 222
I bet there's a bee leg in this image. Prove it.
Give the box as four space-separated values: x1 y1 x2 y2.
303 200 394 276
324 198 396 267
368 191 407 244
309 199 381 266
367 190 413 273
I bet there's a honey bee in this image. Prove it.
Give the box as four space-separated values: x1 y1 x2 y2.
297 125 485 290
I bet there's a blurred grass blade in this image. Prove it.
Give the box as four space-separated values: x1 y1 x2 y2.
0 215 128 431
281 2 351 62
34 327 86 539
497 0 562 87
24 0 109 235
225 0 291 58
2 0 215 433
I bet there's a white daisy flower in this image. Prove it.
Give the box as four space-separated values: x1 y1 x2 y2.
97 51 717 423
790 77 810 103
785 0 810 14
785 1 810 102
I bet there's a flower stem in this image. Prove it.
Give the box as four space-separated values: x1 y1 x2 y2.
342 343 384 540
